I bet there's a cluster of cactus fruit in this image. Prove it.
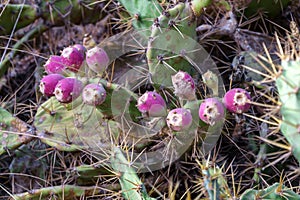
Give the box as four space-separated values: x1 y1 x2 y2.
40 48 252 130
39 44 108 105
136 70 252 132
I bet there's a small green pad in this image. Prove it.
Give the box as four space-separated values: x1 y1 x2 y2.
240 183 300 200
0 107 32 155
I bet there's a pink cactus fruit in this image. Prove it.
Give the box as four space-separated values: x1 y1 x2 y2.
223 88 251 114
199 98 225 125
137 91 167 117
166 108 193 132
44 55 67 74
171 71 196 100
54 78 83 103
82 83 107 106
86 46 110 74
61 46 84 72
39 74 65 97
73 44 86 56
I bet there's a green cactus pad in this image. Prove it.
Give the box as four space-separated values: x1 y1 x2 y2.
117 0 162 31
200 161 231 199
276 60 300 164
10 185 102 200
34 96 120 152
146 0 212 88
110 147 155 200
240 183 300 200
0 107 33 156
244 0 291 18
39 0 104 25
0 4 38 35
74 164 111 185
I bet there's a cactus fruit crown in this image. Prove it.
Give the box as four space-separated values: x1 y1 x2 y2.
172 70 196 100
86 46 110 74
54 78 83 103
166 108 193 132
82 83 107 106
61 46 84 72
223 88 251 114
199 98 224 126
39 74 65 97
137 91 167 117
44 55 66 74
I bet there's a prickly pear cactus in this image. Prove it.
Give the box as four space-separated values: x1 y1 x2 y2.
276 59 300 164
0 1 105 35
146 0 212 88
111 147 155 200
10 185 102 200
34 97 118 151
34 77 141 151
74 164 111 185
240 183 300 200
117 0 162 31
199 161 231 199
0 4 37 35
244 0 291 18
0 107 33 155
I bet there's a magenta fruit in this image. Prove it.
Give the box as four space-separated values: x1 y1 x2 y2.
44 55 67 74
137 91 167 117
54 78 83 103
86 46 109 74
171 71 196 100
61 46 84 72
199 98 225 125
73 44 86 56
223 88 251 114
82 83 106 106
166 108 193 132
39 74 65 97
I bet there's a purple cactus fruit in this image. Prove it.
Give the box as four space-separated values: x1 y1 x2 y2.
73 44 86 56
171 71 196 100
82 83 107 106
44 55 67 74
166 108 193 132
137 91 167 117
61 46 84 72
223 88 251 114
54 78 83 103
39 74 65 97
86 46 109 74
199 98 225 125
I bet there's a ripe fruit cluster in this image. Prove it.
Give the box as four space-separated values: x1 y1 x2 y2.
39 44 108 105
39 45 251 132
43 44 109 75
137 71 252 132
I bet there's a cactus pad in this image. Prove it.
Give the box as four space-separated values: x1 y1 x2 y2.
240 183 300 200
34 96 120 152
276 59 300 164
0 107 33 155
